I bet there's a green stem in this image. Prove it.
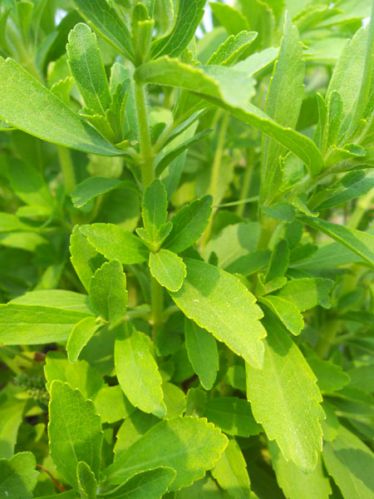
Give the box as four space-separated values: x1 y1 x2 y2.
237 152 254 217
134 82 155 187
348 188 374 229
57 146 76 194
257 214 278 251
315 320 340 358
134 80 163 337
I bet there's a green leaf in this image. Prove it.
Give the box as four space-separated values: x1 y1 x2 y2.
90 260 127 323
76 461 97 499
103 468 176 499
270 443 331 499
246 315 324 471
0 395 25 459
70 226 106 292
204 397 261 437
185 319 219 390
164 196 212 253
114 326 166 417
307 353 350 394
302 217 374 267
136 57 324 175
208 31 258 66
71 177 123 208
67 23 111 116
211 439 251 499
106 417 228 490
261 18 305 204
0 452 38 499
11 289 93 314
48 381 103 487
171 258 266 368
0 304 90 345
151 0 206 58
260 295 304 336
0 58 119 155
149 249 186 292
72 0 133 60
67 316 100 362
265 239 289 282
94 385 135 424
323 424 374 499
277 277 334 311
210 2 249 35
81 224 148 265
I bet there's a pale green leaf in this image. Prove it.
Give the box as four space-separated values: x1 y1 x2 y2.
212 439 251 499
171 258 266 368
114 326 166 417
0 452 38 499
71 177 123 208
307 354 350 393
260 295 304 336
149 249 186 292
93 385 135 424
323 424 374 499
67 23 111 115
270 443 331 499
163 382 187 419
72 0 133 59
103 468 175 499
106 417 228 491
185 320 219 390
208 31 258 66
48 381 103 487
204 396 261 438
90 260 127 323
0 395 25 459
114 411 159 455
210 2 249 34
11 289 93 315
0 58 119 155
246 315 324 471
0 304 89 345
164 196 212 253
76 461 97 499
277 277 334 311
81 224 148 265
67 316 100 362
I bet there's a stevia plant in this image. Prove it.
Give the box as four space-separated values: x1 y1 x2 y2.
0 0 373 497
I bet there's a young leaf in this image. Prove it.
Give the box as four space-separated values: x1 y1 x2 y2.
0 452 38 499
67 316 100 362
106 417 228 490
277 277 334 311
81 224 148 265
261 18 305 204
76 461 97 499
11 289 92 314
302 217 374 267
0 304 90 345
48 381 103 486
163 196 212 253
72 0 133 60
90 260 128 323
185 319 219 390
135 57 324 175
151 0 206 58
71 177 123 209
211 439 251 499
67 23 111 116
260 295 304 336
204 397 261 437
103 468 176 499
0 58 119 155
208 31 258 66
171 258 266 369
114 326 166 417
210 2 249 35
323 424 374 499
307 354 350 393
149 249 186 292
246 315 324 471
265 239 289 282
270 443 332 499
48 381 103 487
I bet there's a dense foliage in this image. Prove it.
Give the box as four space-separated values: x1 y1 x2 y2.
0 0 373 497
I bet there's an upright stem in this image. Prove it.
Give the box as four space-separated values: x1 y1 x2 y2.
237 151 254 218
315 320 340 358
134 80 163 336
134 82 155 187
57 146 76 194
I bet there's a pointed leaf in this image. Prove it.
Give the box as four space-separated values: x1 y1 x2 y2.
106 417 228 491
104 468 176 499
246 315 324 471
277 277 334 311
76 461 97 499
48 381 103 487
115 326 166 417
0 58 119 155
260 295 304 336
171 258 266 368
67 316 100 362
71 177 123 208
149 249 186 292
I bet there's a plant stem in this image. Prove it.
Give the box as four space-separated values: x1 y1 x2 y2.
134 82 155 187
57 146 76 194
315 320 340 358
348 188 374 229
134 80 163 337
237 151 254 217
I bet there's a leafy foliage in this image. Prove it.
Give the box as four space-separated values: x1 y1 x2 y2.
0 0 373 497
